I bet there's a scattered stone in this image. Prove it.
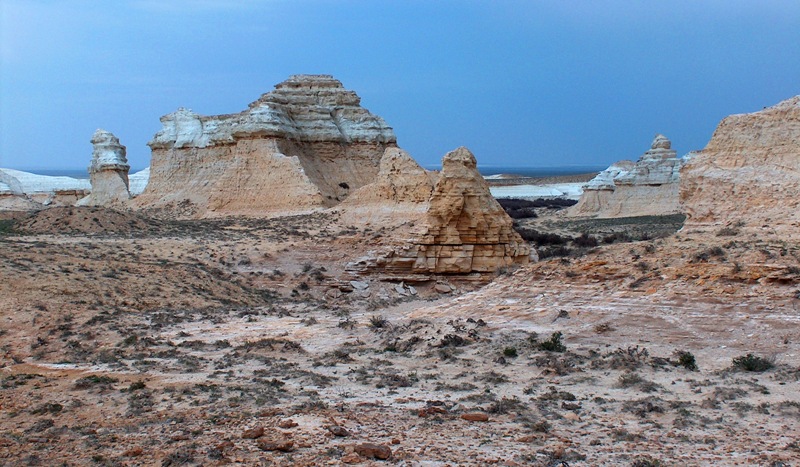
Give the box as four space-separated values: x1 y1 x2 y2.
350 280 369 291
354 443 392 460
256 438 294 452
460 412 490 422
326 288 343 299
341 452 362 464
328 425 351 437
277 419 298 429
122 447 143 457
418 406 447 417
241 426 265 439
434 284 452 294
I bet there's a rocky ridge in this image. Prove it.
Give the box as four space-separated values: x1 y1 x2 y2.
569 134 683 218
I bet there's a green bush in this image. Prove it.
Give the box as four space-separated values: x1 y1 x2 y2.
539 332 566 353
675 351 698 371
732 353 774 372
0 220 14 235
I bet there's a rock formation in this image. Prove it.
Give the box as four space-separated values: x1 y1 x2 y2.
680 96 800 238
569 134 683 218
345 147 531 278
135 74 397 217
78 129 131 206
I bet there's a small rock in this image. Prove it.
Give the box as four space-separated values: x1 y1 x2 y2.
241 426 265 439
434 283 452 294
350 280 369 291
328 425 351 437
394 284 408 296
391 438 401 445
564 412 581 422
418 406 447 417
341 452 362 464
326 288 343 299
277 419 298 429
170 433 190 441
407 285 417 295
216 440 234 451
357 289 371 298
461 412 489 422
122 447 143 457
256 438 294 452
354 443 392 460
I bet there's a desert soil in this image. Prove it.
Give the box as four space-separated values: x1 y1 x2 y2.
1 206 799 466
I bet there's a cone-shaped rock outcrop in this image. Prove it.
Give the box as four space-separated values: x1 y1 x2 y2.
569 134 683 218
680 96 800 238
135 74 397 217
78 129 131 207
346 147 531 278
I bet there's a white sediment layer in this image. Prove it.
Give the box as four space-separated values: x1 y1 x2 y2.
489 183 584 200
0 168 90 194
128 167 150 195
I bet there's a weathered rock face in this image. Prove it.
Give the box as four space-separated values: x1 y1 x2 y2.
337 147 437 225
78 129 131 207
135 75 397 217
346 147 531 278
569 134 683 218
681 96 800 237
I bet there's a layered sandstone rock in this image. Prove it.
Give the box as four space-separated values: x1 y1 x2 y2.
680 96 800 237
135 75 397 217
346 147 531 278
569 135 682 218
78 129 131 207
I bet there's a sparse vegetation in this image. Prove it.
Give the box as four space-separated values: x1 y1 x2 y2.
538 332 566 352
732 353 774 372
674 350 698 371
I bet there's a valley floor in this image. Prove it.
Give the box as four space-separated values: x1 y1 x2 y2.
1 208 799 466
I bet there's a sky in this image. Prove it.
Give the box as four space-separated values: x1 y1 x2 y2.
1 1 799 171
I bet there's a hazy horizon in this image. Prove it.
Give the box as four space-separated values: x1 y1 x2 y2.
2 1 799 171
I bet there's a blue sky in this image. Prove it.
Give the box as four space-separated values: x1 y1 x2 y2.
1 1 799 171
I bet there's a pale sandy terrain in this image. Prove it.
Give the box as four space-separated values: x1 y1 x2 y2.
1 207 799 466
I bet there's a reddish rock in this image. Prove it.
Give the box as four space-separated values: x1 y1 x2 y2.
256 438 294 452
328 425 352 437
241 426 265 439
277 419 298 429
461 412 490 422
341 452 363 464
354 443 392 460
122 447 143 457
418 406 447 417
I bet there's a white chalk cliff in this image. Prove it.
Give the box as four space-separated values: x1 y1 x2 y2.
569 134 683 218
